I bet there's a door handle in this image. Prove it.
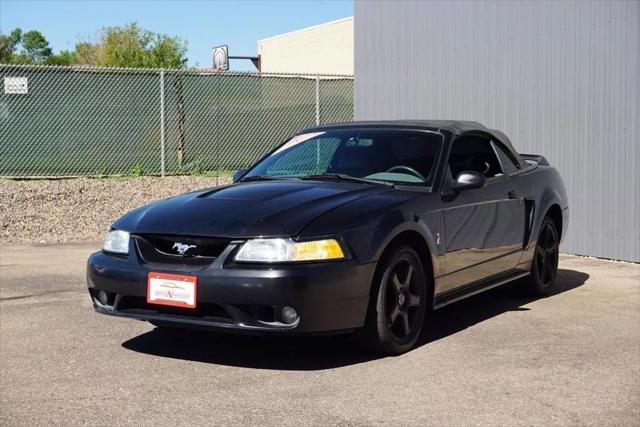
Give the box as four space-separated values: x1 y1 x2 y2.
508 190 520 199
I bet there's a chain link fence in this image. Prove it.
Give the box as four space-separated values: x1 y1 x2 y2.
0 64 353 177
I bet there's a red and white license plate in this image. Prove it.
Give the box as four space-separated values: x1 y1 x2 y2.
147 272 197 309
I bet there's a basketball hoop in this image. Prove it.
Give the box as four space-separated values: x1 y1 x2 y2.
211 43 261 71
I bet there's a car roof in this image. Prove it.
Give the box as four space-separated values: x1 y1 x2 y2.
303 120 485 135
301 120 523 166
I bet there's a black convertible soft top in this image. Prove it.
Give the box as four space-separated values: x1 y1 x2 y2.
304 120 524 167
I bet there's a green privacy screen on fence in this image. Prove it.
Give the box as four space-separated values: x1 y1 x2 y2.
0 65 353 177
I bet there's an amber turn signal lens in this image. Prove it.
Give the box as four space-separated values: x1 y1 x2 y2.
290 239 344 261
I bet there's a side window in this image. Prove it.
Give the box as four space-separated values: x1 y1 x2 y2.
492 142 519 174
448 136 504 179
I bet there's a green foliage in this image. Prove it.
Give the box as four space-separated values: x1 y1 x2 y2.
74 41 104 65
20 30 53 63
45 50 75 66
1 23 187 68
0 28 22 62
183 156 205 176
130 163 144 177
0 29 56 64
77 23 187 68
146 33 187 68
95 168 108 178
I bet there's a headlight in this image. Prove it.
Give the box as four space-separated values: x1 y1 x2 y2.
235 238 344 263
102 230 130 254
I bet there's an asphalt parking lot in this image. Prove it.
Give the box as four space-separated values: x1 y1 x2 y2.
1 243 638 426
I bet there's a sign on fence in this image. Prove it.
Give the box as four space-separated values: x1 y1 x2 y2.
4 77 28 95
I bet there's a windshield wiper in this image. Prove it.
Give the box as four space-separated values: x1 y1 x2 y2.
239 175 302 182
239 175 276 182
300 173 393 187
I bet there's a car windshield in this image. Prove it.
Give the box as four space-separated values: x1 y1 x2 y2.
243 129 443 186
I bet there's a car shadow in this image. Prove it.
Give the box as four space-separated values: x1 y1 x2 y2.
122 268 589 371
420 268 590 345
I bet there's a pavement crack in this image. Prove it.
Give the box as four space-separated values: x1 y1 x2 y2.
0 289 81 301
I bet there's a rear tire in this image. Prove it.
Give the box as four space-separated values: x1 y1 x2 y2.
523 217 560 296
358 245 428 355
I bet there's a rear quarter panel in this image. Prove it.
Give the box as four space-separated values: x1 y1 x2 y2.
512 164 569 268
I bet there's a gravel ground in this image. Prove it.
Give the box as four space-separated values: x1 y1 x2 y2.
0 176 232 244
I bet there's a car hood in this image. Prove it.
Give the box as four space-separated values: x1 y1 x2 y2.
113 180 393 238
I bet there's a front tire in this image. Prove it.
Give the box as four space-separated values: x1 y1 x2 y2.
359 245 428 355
523 217 560 296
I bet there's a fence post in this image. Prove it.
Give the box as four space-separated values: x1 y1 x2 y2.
315 74 320 125
159 70 166 177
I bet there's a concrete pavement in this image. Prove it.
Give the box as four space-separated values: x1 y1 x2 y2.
1 243 638 426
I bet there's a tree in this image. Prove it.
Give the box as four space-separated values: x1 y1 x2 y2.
75 23 187 68
0 28 23 63
0 28 57 64
74 41 104 66
147 34 187 68
20 30 53 63
45 50 75 66
1 23 188 68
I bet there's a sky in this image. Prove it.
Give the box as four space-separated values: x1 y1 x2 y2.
0 0 353 70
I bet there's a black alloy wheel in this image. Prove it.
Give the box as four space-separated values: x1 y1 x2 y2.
536 221 559 286
385 257 423 341
360 245 428 354
524 217 560 296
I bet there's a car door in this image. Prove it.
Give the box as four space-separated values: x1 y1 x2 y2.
438 134 526 294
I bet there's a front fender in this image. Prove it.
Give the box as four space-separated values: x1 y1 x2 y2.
299 190 444 276
340 206 444 277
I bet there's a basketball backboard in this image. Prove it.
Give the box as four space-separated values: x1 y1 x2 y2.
212 45 229 71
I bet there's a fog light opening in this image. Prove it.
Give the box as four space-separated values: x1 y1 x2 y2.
97 290 109 305
280 306 298 325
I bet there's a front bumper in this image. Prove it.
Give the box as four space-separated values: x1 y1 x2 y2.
87 242 376 334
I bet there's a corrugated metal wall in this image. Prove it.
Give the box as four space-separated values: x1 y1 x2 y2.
354 0 639 262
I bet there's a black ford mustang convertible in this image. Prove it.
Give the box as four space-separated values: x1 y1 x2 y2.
88 120 569 354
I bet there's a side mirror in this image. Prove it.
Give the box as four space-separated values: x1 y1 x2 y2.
451 170 487 192
233 168 248 182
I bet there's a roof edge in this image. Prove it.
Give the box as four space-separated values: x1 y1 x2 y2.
258 16 354 43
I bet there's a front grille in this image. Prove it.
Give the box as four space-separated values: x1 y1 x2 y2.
134 234 231 267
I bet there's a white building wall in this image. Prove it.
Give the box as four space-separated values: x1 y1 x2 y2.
258 17 353 75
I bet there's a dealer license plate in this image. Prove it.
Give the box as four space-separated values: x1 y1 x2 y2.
147 272 197 308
